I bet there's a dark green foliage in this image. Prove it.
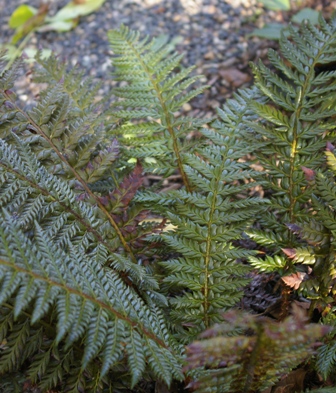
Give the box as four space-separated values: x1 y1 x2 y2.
1 14 336 393
0 50 184 391
108 25 208 188
244 14 336 275
151 90 264 340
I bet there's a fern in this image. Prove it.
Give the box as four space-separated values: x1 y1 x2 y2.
108 25 209 188
0 52 186 391
244 15 336 277
1 15 336 392
184 309 330 393
135 87 265 341
0 137 183 389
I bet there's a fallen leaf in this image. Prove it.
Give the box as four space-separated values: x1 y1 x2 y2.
219 68 250 87
266 368 306 393
249 23 286 40
282 272 306 290
291 8 320 25
282 248 296 259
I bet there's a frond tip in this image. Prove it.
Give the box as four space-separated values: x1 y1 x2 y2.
108 25 208 188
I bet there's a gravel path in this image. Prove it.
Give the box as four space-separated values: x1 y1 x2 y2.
0 0 334 116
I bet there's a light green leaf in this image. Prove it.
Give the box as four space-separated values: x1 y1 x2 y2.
9 5 37 29
291 8 320 25
50 0 106 22
37 20 77 33
258 0 291 10
0 44 17 60
249 23 286 40
22 47 52 63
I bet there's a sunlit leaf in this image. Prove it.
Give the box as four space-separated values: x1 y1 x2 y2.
291 8 320 25
9 5 37 29
50 0 106 22
258 0 291 10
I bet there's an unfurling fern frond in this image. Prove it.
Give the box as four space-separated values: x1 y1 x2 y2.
108 25 209 188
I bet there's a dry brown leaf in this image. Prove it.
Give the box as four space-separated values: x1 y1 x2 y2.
282 272 306 290
282 248 296 259
219 68 251 87
266 368 306 393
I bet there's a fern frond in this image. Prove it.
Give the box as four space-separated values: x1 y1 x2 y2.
184 310 330 393
108 25 208 189
146 88 265 340
245 15 336 275
0 138 183 389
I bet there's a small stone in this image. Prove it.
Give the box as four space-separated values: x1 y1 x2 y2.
204 51 215 60
182 103 192 112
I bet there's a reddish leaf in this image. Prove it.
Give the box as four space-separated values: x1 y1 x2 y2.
282 272 306 290
301 166 315 181
103 162 144 212
282 248 296 259
219 68 251 87
113 162 143 207
326 141 335 152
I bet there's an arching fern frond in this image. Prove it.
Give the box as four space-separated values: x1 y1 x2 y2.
108 25 209 188
0 137 183 390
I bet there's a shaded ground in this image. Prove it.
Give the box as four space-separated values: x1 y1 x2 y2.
1 0 334 118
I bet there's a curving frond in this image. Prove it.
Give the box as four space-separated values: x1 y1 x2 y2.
108 25 209 187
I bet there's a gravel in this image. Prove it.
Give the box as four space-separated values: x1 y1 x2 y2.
0 0 334 116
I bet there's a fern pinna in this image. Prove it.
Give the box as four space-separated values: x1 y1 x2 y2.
285 145 336 383
245 15 336 278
